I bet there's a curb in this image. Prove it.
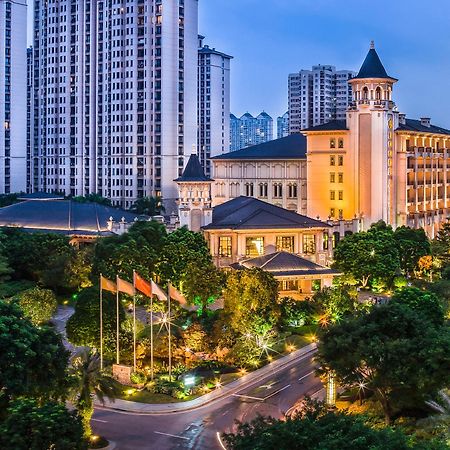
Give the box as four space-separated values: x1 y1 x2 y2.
96 343 317 415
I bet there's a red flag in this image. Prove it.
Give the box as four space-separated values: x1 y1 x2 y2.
135 272 152 297
168 283 187 305
117 277 135 296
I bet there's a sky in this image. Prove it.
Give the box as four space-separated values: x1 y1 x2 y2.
27 0 450 126
199 0 450 126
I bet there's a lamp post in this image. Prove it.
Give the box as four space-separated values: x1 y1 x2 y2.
326 371 336 407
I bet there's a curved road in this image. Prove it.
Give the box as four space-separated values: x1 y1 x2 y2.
92 351 322 449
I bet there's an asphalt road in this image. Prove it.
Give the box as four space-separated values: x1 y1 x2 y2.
92 352 322 450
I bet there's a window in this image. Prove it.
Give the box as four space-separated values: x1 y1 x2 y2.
288 183 297 198
330 208 335 218
259 182 268 198
330 191 335 200
303 234 316 254
338 172 343 183
338 191 343 201
338 209 343 219
245 182 254 197
273 183 283 198
330 155 336 166
246 237 264 257
338 155 343 165
332 232 340 248
338 138 344 149
276 236 294 253
330 172 335 183
323 233 329 250
330 138 336 149
218 236 232 257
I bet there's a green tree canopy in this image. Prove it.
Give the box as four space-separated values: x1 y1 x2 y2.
223 399 446 450
432 222 450 268
0 301 70 404
394 226 430 276
72 193 112 206
223 268 280 335
317 303 450 424
131 195 165 216
310 286 358 324
0 398 86 450
14 287 57 325
333 223 400 288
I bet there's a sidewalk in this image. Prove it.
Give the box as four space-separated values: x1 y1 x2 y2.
96 343 317 414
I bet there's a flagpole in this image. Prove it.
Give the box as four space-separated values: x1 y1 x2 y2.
116 275 120 365
150 294 154 381
133 271 137 372
168 282 172 381
100 274 103 370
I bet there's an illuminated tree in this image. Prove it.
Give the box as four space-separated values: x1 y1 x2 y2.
15 287 57 325
393 226 430 276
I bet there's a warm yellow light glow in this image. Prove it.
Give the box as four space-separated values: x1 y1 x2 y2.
215 380 222 389
126 389 135 395
239 368 247 376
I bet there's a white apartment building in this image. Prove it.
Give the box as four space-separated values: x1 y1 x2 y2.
197 35 232 177
32 0 198 209
0 0 27 194
288 65 354 133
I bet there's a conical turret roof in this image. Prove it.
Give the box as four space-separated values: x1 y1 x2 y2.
174 154 212 182
353 42 397 81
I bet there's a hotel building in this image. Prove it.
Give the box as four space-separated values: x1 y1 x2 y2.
0 0 27 194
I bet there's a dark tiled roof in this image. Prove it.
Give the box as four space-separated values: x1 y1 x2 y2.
198 46 233 59
17 191 64 200
301 120 348 132
231 251 339 277
174 154 212 182
202 197 330 230
211 134 306 160
0 200 143 236
353 47 397 81
396 118 450 136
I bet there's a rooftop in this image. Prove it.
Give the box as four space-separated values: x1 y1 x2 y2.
397 118 450 136
353 42 397 81
212 134 307 160
174 154 212 182
301 120 348 132
203 196 330 231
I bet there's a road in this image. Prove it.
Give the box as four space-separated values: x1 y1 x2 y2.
92 351 322 450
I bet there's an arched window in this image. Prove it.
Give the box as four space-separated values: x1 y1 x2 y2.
288 183 297 198
363 87 369 100
245 182 254 197
375 86 382 101
273 183 283 198
259 182 268 198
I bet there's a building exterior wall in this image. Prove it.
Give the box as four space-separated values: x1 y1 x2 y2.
33 0 198 208
288 65 354 134
277 112 289 139
0 0 27 194
197 39 231 176
211 159 307 214
229 112 274 152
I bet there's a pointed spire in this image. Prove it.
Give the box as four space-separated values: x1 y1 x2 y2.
352 43 397 81
370 40 375 50
173 154 212 182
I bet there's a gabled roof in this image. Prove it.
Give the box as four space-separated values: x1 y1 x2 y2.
353 43 397 81
301 120 348 132
0 200 144 236
231 251 340 277
211 134 306 160
174 154 212 182
396 118 450 136
202 197 330 231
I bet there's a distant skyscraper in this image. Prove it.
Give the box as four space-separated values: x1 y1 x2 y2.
33 0 198 209
27 47 33 192
288 65 354 133
197 35 232 176
277 112 289 139
0 0 27 194
230 112 273 151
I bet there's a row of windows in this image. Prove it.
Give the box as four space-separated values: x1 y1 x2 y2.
330 155 344 166
330 190 344 201
330 172 344 183
330 138 344 149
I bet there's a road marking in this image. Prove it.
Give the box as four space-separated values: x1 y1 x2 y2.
298 370 316 382
263 384 291 401
154 431 189 440
216 432 227 449
92 418 108 423
232 393 263 401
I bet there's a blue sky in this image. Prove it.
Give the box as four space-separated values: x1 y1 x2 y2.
199 0 450 125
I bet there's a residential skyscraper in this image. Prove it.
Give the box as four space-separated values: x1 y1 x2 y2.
197 35 232 176
0 0 27 194
27 46 33 192
288 65 354 133
33 0 198 209
277 112 289 139
230 112 273 151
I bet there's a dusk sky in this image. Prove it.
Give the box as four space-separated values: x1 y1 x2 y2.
199 0 450 126
27 0 450 127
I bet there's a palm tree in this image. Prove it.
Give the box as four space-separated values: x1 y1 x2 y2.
131 196 165 216
70 348 118 439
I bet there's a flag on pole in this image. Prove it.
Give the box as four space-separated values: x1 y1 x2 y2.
117 277 135 296
100 275 117 293
134 272 152 297
151 280 167 301
168 283 187 305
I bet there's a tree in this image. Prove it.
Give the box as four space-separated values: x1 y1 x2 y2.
223 268 280 335
279 297 316 328
432 222 450 267
333 224 400 288
0 301 70 404
70 348 118 439
131 195 165 216
394 226 430 276
15 287 58 325
72 193 112 206
0 398 86 450
66 286 126 355
317 303 450 424
0 192 20 207
156 227 212 289
223 399 446 450
0 252 12 283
